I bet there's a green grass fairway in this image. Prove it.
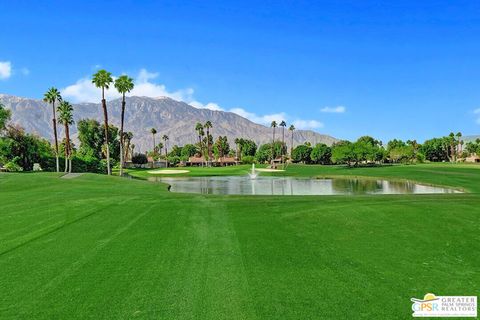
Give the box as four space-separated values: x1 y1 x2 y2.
1 164 479 319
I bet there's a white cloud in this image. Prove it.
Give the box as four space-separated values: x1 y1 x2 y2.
0 61 29 79
62 68 194 103
190 101 224 111
229 108 321 130
292 119 324 130
61 68 325 131
320 106 345 113
0 61 12 80
229 108 287 126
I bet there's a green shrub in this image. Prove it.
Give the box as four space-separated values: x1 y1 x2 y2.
132 153 148 164
38 156 58 172
292 145 313 163
241 155 255 164
4 160 23 172
416 152 426 163
72 156 107 173
167 156 181 166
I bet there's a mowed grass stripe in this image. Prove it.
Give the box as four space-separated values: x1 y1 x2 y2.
225 190 479 318
0 202 156 317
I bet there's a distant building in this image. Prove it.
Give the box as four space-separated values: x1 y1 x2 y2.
187 156 239 166
214 156 238 166
465 154 480 163
125 158 167 168
187 156 206 166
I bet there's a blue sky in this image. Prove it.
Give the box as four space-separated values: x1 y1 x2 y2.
1 0 480 142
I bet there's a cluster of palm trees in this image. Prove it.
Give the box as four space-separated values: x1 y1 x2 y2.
43 69 135 175
43 88 75 173
150 128 169 165
191 119 296 165
446 132 463 162
43 88 62 172
195 121 213 162
270 120 295 162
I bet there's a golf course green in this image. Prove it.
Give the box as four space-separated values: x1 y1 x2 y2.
1 164 479 319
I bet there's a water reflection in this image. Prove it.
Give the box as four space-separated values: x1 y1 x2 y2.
148 176 461 196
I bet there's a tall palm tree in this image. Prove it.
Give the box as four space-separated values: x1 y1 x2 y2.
204 121 213 159
448 132 456 162
234 137 240 160
456 132 462 159
280 120 287 163
151 128 157 154
270 121 277 162
92 70 113 175
162 135 169 167
289 124 295 157
114 75 134 176
43 87 62 173
57 101 74 173
195 122 204 155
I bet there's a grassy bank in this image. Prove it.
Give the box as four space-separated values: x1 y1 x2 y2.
0 163 479 319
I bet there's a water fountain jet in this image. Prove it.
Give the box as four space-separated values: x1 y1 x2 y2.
248 163 258 179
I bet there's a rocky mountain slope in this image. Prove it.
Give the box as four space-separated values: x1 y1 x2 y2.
0 94 338 152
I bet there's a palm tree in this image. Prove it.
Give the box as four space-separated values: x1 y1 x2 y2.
456 132 462 159
234 137 240 160
448 132 456 162
412 139 418 156
92 70 113 175
270 121 277 162
131 144 135 159
162 135 169 167
114 75 134 176
151 128 157 154
124 131 133 162
204 121 213 159
57 101 74 173
195 122 204 164
43 87 62 172
280 120 287 163
289 124 295 157
157 142 164 156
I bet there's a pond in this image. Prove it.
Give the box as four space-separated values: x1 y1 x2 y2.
149 176 461 195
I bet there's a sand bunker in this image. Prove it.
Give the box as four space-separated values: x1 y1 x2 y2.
147 169 190 174
255 168 286 172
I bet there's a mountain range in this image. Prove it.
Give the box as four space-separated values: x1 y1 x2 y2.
0 94 338 152
463 135 480 143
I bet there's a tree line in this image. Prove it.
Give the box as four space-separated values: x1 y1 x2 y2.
289 133 480 166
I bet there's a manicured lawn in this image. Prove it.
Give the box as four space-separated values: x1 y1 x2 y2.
0 164 479 319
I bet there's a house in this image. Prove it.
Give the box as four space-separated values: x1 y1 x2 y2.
125 157 167 169
465 154 480 163
187 156 239 167
187 156 206 166
270 157 283 168
214 156 238 167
